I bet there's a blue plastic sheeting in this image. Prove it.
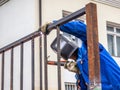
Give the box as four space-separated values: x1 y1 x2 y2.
59 21 120 90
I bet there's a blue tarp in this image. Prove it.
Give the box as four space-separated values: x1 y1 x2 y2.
59 21 120 90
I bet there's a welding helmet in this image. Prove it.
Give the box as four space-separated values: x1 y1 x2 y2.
50 34 78 60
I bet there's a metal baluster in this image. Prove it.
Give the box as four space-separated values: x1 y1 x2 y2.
31 38 35 90
39 34 43 90
56 26 61 90
10 48 14 90
1 52 5 90
44 34 48 90
20 43 24 90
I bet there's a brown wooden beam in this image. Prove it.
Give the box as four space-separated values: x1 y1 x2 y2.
86 3 101 89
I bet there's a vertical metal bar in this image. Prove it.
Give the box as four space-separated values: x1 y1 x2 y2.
44 35 48 90
86 3 95 86
39 0 42 26
1 52 5 90
56 26 61 90
86 3 101 90
39 0 42 89
31 38 35 90
20 43 24 90
91 4 101 85
39 35 43 90
10 48 14 90
77 87 78 90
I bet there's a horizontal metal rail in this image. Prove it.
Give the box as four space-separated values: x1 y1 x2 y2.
47 60 65 66
0 7 86 90
0 7 85 53
47 7 85 30
0 30 42 53
0 3 101 90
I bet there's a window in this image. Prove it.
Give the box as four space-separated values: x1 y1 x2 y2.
107 22 120 57
62 10 85 46
65 82 77 90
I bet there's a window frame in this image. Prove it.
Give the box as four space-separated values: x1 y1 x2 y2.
107 22 120 57
64 82 77 90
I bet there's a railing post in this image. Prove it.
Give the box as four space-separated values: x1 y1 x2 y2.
56 26 61 90
44 35 48 90
31 38 35 90
86 3 101 90
1 52 5 90
20 43 24 90
39 35 43 90
0 3 102 90
10 48 14 90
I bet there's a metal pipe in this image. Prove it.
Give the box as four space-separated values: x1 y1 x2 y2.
10 48 14 90
39 0 43 89
0 30 41 53
47 7 85 30
1 52 5 90
20 43 24 90
0 7 85 53
56 26 61 90
39 35 43 90
44 35 48 90
47 61 65 66
31 38 35 90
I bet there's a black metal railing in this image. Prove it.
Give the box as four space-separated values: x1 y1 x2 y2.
0 30 42 90
0 3 100 90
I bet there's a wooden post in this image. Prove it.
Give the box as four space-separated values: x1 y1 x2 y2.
86 3 101 90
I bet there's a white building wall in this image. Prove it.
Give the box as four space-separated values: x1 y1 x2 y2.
0 0 39 47
0 0 40 90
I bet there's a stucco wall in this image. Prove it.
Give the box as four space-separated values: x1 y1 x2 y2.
0 0 39 90
0 0 39 47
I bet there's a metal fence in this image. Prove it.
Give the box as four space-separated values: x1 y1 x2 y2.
0 30 42 90
0 3 101 90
